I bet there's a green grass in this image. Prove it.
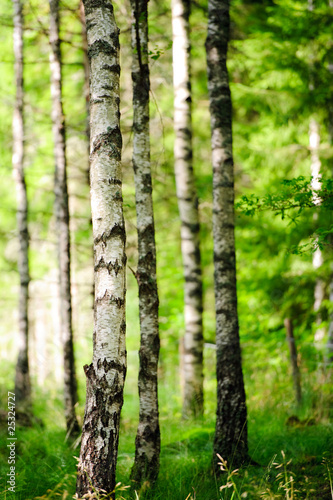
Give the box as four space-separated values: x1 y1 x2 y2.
0 373 332 500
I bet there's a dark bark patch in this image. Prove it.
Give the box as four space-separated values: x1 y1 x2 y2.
213 179 234 189
104 177 122 185
181 221 200 233
91 126 122 158
138 222 155 242
94 223 126 246
94 290 124 308
88 40 117 59
101 63 120 74
83 0 114 17
96 358 126 375
94 256 122 276
178 126 192 141
141 173 153 194
213 249 236 265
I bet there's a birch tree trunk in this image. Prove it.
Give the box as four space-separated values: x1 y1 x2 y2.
76 0 126 496
12 0 31 412
327 281 333 363
79 0 91 175
327 57 333 362
172 0 204 418
129 0 160 485
49 0 79 437
205 0 248 468
284 318 302 407
309 120 325 341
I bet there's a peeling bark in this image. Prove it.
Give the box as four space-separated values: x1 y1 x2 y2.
205 0 248 468
12 0 31 412
49 0 79 437
129 0 160 485
76 0 126 497
172 0 204 418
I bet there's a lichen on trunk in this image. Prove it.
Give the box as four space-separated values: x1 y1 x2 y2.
205 0 248 469
76 0 126 497
130 0 161 486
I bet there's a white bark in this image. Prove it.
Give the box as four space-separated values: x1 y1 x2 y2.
130 0 160 485
49 0 79 437
172 0 204 418
309 120 325 342
76 0 126 497
12 0 31 412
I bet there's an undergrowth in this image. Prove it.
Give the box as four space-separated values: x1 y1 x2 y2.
0 361 332 499
0 401 332 499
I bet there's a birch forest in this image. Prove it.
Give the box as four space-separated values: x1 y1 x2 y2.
0 0 333 498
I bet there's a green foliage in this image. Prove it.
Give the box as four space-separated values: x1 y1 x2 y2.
0 0 333 498
236 176 333 251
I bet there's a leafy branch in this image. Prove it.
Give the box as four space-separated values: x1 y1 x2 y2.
236 176 333 253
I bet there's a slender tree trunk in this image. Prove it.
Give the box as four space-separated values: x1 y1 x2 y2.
206 0 248 468
129 0 160 485
12 0 31 413
309 120 325 342
284 318 302 407
327 281 333 363
79 0 95 308
79 0 90 177
172 0 204 418
76 0 126 497
49 0 79 437
327 56 333 361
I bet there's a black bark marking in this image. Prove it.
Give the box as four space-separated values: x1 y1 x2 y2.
83 0 114 16
88 40 117 59
94 224 126 246
181 221 200 233
91 127 122 158
95 256 122 276
101 63 120 74
95 290 124 308
105 177 122 185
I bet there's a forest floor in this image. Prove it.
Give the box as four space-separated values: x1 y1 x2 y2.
0 390 332 500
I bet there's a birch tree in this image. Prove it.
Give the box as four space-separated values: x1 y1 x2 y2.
129 0 160 485
49 0 79 437
76 0 126 496
12 0 31 413
205 0 248 467
79 0 90 174
309 119 325 341
172 0 204 418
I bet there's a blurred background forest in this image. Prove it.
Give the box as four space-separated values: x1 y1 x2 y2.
0 0 333 498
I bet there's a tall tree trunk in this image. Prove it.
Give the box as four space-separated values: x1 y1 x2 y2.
327 281 333 363
309 120 325 341
172 0 204 418
129 0 160 485
205 0 248 468
326 54 333 362
284 318 302 407
49 0 79 437
79 0 95 308
79 0 91 178
76 0 126 497
12 0 31 413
